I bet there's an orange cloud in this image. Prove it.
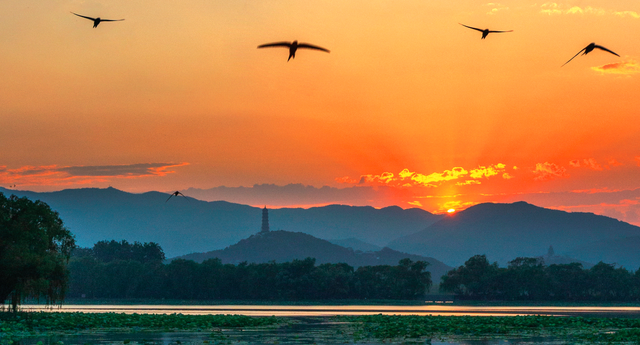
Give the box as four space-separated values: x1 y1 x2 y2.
470 163 506 179
533 162 568 181
360 172 395 184
0 163 188 187
570 158 603 170
337 163 509 188
608 159 623 167
411 167 468 186
591 61 640 75
456 180 481 186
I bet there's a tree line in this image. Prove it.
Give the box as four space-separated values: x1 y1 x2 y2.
68 240 432 300
441 254 640 301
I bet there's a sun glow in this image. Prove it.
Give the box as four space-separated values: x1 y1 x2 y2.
447 208 456 214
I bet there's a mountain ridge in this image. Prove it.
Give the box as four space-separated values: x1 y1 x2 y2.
388 201 640 267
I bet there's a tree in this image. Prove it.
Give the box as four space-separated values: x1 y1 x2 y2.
440 254 500 299
0 194 76 311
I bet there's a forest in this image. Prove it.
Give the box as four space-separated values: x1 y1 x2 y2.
68 240 432 300
441 254 640 301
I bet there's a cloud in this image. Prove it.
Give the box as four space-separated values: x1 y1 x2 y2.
456 180 481 186
399 169 415 180
470 164 505 179
502 173 514 179
337 163 508 188
0 163 188 187
533 162 568 181
484 2 509 15
359 172 395 184
570 158 603 170
407 200 423 207
540 3 639 18
411 167 468 186
591 61 640 75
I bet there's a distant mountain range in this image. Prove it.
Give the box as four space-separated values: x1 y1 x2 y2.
328 238 382 252
172 230 453 280
4 187 638 269
388 201 640 268
0 187 441 258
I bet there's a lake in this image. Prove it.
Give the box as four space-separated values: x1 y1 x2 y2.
10 304 640 345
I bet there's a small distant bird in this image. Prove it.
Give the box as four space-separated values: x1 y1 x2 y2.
257 40 330 61
562 43 620 67
71 12 124 28
459 23 513 39
166 191 188 202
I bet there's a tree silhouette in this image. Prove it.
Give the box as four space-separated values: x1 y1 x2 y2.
0 194 75 311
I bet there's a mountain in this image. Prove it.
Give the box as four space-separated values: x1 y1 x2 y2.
328 238 382 252
568 236 640 270
0 187 441 258
388 201 640 268
173 230 453 280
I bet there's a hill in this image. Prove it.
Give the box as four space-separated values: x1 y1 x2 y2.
328 238 382 252
388 201 640 267
173 230 453 280
568 236 640 270
0 187 441 257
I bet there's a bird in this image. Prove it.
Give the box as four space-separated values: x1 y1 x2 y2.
166 191 188 202
562 43 620 67
71 12 124 28
459 23 513 39
257 40 330 61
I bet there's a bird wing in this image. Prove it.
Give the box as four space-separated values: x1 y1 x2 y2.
166 194 174 202
488 30 513 33
100 18 125 22
594 45 620 57
561 47 587 67
459 23 484 33
71 12 96 21
297 43 330 53
257 42 292 49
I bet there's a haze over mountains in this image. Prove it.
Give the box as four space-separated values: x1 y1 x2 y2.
388 202 640 268
3 187 639 269
0 187 441 257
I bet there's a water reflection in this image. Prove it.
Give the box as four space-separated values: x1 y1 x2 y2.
21 304 640 318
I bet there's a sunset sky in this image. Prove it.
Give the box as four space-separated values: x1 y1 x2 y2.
1 0 639 225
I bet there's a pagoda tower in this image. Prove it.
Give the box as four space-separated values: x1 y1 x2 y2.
261 206 270 233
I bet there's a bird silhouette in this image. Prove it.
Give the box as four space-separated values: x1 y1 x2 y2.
166 191 188 202
562 43 620 67
71 12 124 28
459 23 513 39
257 40 330 61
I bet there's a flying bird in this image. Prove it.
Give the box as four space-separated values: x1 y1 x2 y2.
166 191 188 202
257 40 330 61
459 23 513 39
562 43 620 67
71 12 124 28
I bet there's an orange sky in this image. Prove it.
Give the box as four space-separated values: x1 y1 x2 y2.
1 0 639 224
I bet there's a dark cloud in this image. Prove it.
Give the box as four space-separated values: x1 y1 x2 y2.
58 163 186 177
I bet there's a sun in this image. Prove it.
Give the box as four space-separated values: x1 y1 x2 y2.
447 208 456 214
